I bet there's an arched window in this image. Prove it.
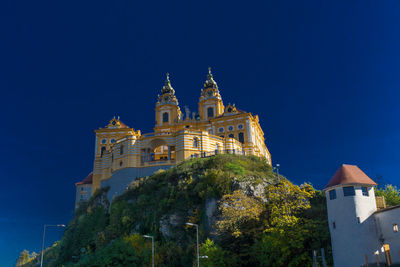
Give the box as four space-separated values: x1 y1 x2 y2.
100 146 106 157
163 112 169 123
193 138 198 148
228 134 234 138
238 132 244 144
120 145 124 155
207 107 214 118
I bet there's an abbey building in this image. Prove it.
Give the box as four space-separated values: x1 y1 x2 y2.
75 69 271 205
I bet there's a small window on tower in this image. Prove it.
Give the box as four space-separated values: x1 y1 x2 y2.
207 107 214 118
357 217 360 224
120 145 124 155
228 134 234 138
343 186 355 197
218 127 224 133
111 139 116 143
329 189 337 200
101 139 107 144
393 224 398 232
362 187 369 196
193 138 198 148
332 221 336 229
163 112 169 123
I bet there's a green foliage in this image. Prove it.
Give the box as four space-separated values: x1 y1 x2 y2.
77 235 150 266
54 189 110 265
375 184 400 206
199 238 238 267
217 190 265 237
224 162 245 177
252 186 333 267
264 180 315 229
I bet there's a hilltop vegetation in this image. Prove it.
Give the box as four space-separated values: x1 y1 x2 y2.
22 154 332 266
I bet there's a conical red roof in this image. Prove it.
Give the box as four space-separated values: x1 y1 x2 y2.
76 172 93 186
324 164 377 189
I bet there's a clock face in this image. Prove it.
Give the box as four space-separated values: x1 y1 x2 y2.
207 90 213 97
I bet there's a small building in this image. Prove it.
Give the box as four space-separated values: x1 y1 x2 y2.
324 164 400 267
75 172 93 209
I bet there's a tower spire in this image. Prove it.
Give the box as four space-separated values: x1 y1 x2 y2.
204 67 218 89
161 72 175 95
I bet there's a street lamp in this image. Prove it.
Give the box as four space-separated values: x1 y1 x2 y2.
186 222 199 267
273 163 280 179
40 224 65 267
143 235 154 267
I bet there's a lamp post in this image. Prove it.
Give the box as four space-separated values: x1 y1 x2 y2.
186 222 199 267
273 163 280 179
40 224 65 267
143 235 154 267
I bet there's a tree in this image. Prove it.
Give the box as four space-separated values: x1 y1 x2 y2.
264 179 315 229
16 250 31 266
216 190 264 237
199 238 238 267
252 180 330 267
375 184 400 207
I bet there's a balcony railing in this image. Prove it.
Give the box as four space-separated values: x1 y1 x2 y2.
191 149 246 159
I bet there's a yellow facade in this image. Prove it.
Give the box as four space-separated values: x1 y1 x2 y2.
91 69 271 194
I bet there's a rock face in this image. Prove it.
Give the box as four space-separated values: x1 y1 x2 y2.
92 188 110 211
234 179 271 203
159 213 182 237
205 198 218 227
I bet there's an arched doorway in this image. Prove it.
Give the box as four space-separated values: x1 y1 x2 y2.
142 138 175 164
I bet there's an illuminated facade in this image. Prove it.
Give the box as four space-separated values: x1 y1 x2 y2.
76 69 271 203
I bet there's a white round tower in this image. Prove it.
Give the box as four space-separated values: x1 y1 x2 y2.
324 164 380 267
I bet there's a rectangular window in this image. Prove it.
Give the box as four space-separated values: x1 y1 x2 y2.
357 217 360 224
329 189 337 200
332 221 336 229
393 224 398 232
343 186 355 197
362 187 369 196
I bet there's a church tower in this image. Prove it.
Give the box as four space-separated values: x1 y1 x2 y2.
198 68 224 121
154 74 181 130
324 164 380 267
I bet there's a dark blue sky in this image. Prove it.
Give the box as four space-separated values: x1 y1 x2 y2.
1 0 400 265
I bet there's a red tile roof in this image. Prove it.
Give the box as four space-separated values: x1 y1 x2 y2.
324 164 377 189
76 172 93 186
